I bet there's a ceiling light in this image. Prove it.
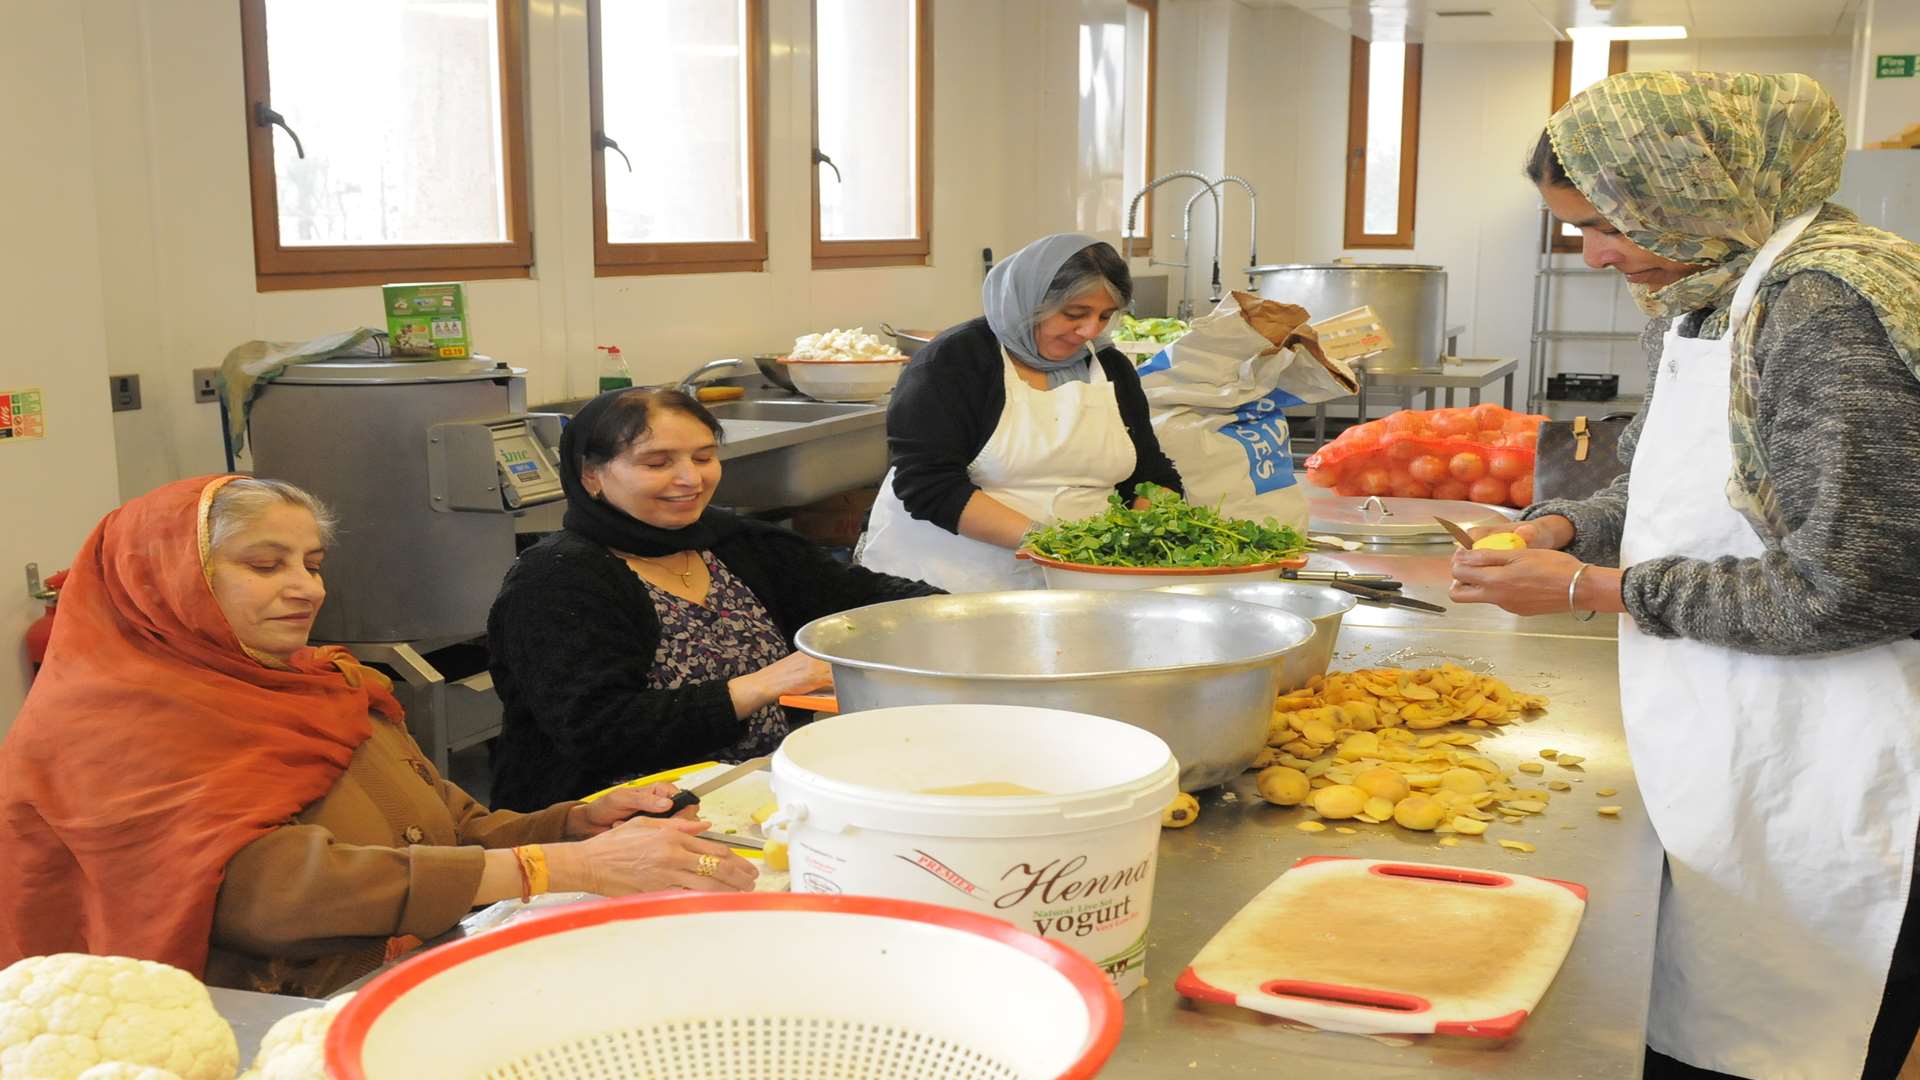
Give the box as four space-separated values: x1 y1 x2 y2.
1567 24 1689 41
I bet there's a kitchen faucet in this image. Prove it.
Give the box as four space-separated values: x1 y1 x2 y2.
676 358 740 396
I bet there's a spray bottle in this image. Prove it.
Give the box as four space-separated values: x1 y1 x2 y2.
596 344 633 392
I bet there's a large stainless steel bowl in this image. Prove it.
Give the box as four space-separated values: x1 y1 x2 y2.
794 590 1316 791
1150 581 1357 690
1249 263 1446 372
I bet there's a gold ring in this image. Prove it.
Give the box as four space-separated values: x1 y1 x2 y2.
696 854 719 877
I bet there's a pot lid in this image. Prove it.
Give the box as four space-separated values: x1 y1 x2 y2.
1306 489 1514 545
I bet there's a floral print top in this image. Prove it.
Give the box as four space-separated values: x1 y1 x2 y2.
639 551 791 760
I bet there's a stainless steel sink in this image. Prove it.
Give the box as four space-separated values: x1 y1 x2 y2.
530 392 889 511
704 399 875 423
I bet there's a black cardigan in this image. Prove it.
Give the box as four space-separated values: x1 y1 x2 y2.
486 523 937 811
885 317 1183 532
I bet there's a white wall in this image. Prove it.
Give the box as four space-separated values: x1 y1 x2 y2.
1274 20 1860 402
1853 0 1920 146
81 0 1071 503
1 4 124 725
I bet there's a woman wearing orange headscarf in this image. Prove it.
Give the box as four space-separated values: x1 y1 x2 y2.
0 475 756 996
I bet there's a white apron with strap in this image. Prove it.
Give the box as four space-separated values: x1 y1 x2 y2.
860 347 1138 593
1619 207 1920 1079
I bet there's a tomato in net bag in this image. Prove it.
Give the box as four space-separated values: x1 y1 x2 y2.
1304 406 1548 509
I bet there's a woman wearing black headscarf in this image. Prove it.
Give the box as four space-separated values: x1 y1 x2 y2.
486 389 938 812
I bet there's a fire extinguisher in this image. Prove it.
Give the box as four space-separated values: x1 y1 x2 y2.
25 563 65 678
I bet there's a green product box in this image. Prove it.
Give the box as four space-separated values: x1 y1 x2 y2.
383 282 471 359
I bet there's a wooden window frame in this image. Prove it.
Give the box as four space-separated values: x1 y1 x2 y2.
1125 0 1157 257
1547 40 1628 252
810 0 932 270
589 0 769 277
240 0 534 292
1342 36 1423 251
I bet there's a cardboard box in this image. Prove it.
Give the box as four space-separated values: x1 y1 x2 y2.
383 282 471 359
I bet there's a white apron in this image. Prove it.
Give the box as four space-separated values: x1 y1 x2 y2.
1619 208 1920 1079
860 347 1138 593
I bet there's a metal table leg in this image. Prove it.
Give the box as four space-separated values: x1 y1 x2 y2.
1503 372 1516 409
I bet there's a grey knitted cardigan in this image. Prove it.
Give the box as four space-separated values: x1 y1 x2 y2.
1526 270 1920 655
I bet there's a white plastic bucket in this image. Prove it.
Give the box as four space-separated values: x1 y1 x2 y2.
769 704 1178 998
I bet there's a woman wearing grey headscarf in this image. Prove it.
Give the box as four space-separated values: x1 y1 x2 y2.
859 234 1183 593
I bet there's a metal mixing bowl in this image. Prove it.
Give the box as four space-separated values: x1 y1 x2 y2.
794 590 1315 791
753 353 798 393
1150 581 1357 691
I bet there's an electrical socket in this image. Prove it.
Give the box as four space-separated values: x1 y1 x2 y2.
192 368 220 404
109 374 141 412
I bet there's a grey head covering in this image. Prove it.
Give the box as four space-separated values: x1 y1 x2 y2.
981 232 1114 388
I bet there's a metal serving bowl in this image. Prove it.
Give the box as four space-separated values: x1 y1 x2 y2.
1149 581 1357 691
794 590 1315 791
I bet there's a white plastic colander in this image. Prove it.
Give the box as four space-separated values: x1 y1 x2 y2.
326 893 1123 1080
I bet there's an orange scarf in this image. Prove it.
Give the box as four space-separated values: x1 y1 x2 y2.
0 476 403 975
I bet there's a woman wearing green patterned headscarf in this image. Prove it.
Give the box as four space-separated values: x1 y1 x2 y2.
1451 71 1920 1080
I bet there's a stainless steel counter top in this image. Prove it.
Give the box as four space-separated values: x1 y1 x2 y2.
1103 552 1659 1077
208 986 324 1065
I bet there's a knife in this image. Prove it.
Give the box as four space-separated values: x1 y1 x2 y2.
1281 569 1401 590
639 756 771 819
1433 516 1477 549
1329 578 1448 613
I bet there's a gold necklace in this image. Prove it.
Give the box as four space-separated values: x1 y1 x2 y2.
637 551 698 587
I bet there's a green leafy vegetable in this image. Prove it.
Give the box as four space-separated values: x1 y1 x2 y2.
1024 483 1309 568
1112 314 1190 346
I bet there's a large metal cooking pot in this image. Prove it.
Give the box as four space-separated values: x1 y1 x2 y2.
1150 582 1356 690
1249 263 1447 372
794 590 1315 792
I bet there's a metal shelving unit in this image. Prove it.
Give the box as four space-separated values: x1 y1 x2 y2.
1528 207 1647 415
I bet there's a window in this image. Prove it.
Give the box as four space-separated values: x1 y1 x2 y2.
590 0 767 276
1121 0 1157 256
1075 4 1127 237
240 0 532 291
1343 37 1424 250
1548 39 1628 252
812 0 930 269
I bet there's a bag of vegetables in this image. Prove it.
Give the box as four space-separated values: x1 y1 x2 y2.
1137 292 1358 530
1303 405 1547 508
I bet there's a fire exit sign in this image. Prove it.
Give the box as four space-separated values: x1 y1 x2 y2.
1878 54 1917 78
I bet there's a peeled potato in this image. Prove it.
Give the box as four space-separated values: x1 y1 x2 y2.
1311 784 1370 820
1362 796 1396 821
764 840 790 871
1162 792 1200 828
1256 766 1312 807
1439 767 1488 795
1392 794 1445 831
1353 766 1410 804
751 802 779 825
1472 532 1527 551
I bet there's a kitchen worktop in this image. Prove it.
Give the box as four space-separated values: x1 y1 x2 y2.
1103 547 1659 1077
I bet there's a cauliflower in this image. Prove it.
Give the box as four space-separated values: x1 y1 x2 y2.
0 954 237 1080
790 327 897 362
77 1066 183 1080
237 995 349 1080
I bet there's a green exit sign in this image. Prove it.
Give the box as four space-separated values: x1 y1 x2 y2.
1878 54 1917 78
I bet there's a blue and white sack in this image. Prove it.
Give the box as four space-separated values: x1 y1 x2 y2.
1135 292 1358 530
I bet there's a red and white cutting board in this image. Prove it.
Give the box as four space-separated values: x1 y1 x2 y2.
1175 856 1587 1038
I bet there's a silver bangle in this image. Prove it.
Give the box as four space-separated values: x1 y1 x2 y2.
1567 563 1598 622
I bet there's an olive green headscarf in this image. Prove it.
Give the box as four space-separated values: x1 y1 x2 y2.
1547 71 1920 539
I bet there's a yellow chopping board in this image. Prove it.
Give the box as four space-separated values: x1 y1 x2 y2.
1176 856 1586 1037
